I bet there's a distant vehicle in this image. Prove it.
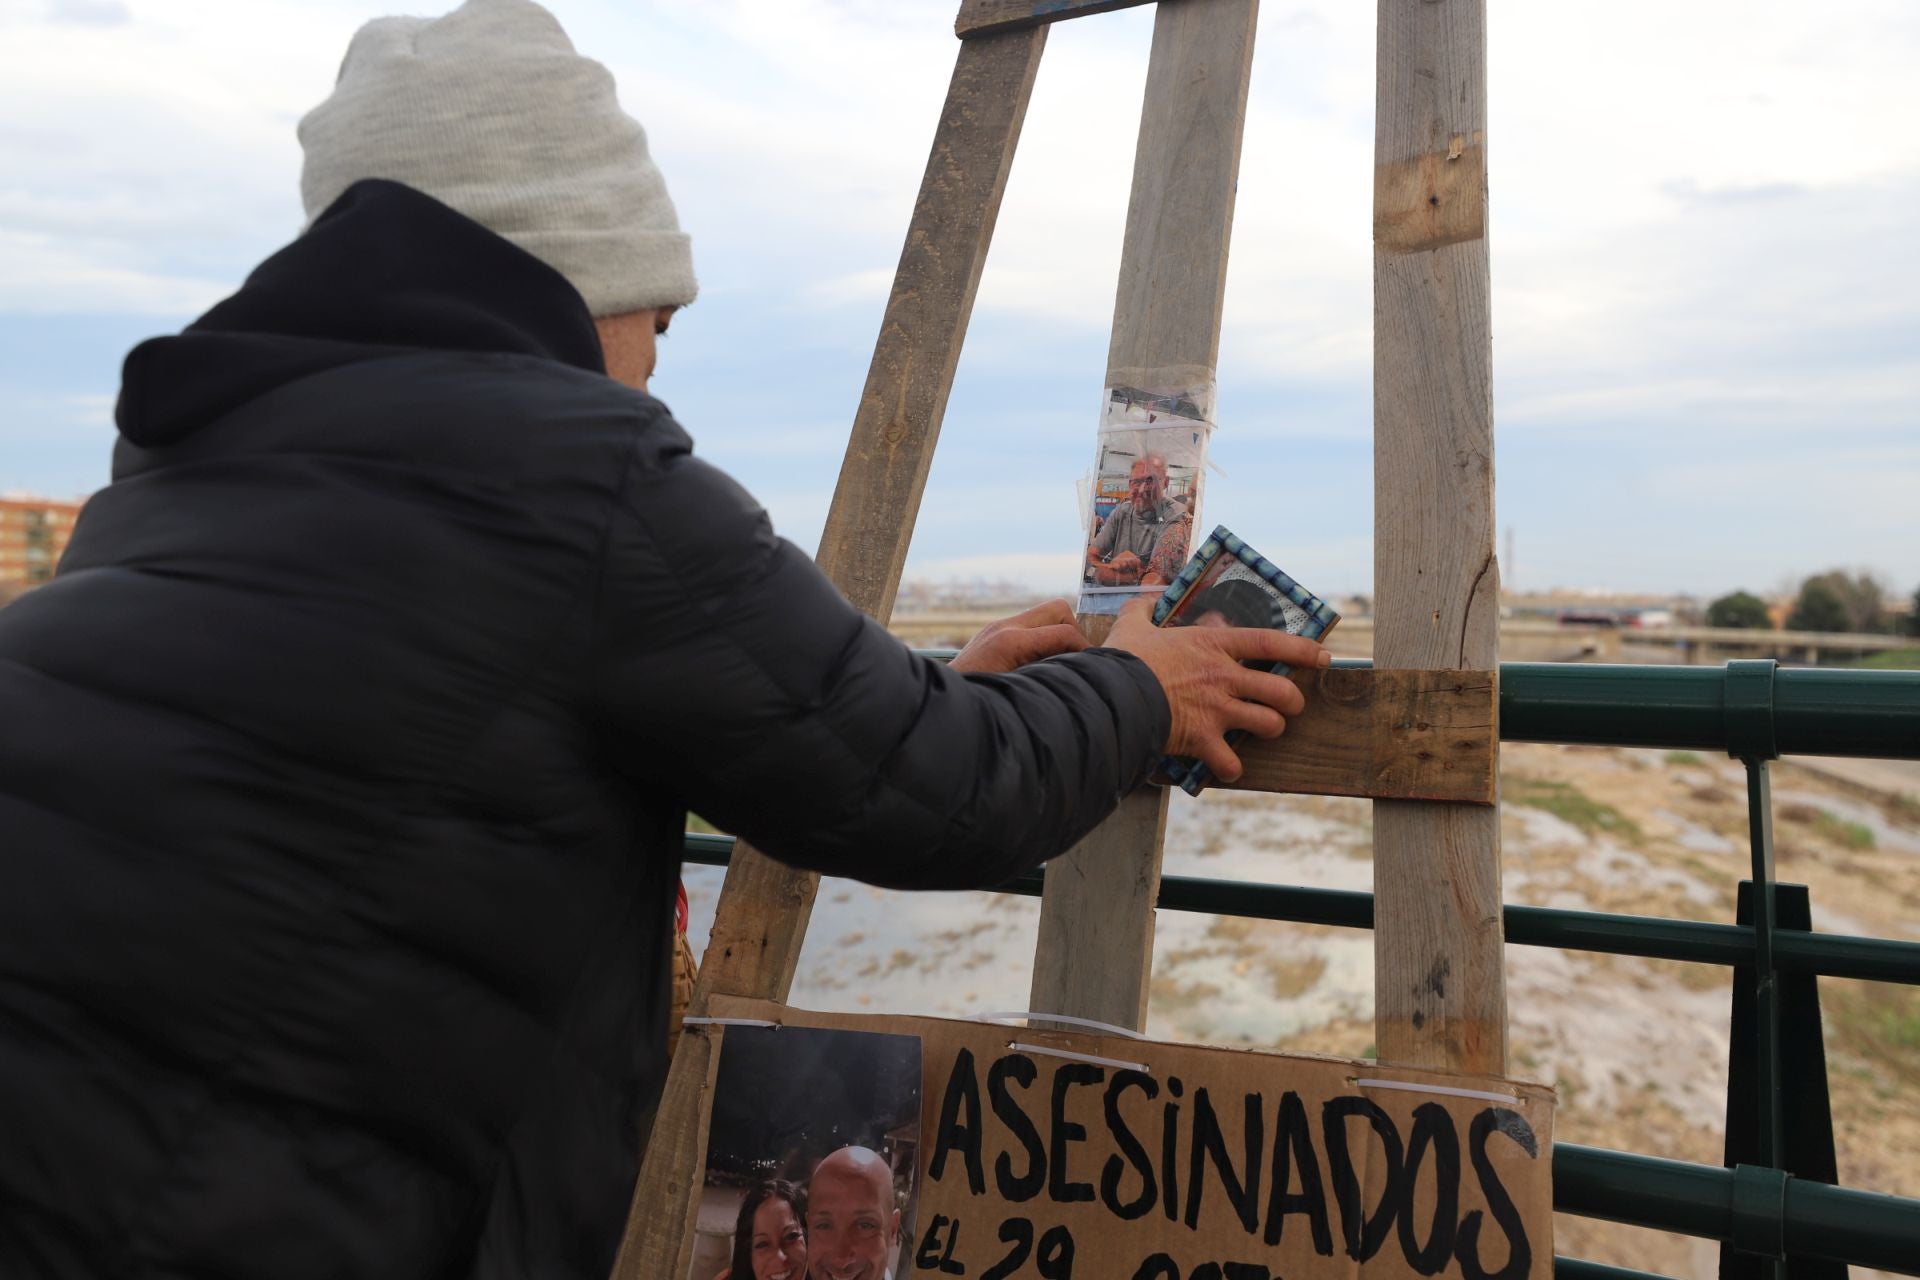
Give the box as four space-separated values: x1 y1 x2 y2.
1556 611 1621 628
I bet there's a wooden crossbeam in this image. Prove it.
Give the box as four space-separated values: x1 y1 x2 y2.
1207 667 1498 805
607 27 1049 1278
955 0 1156 39
1371 0 1507 1075
1028 0 1259 1034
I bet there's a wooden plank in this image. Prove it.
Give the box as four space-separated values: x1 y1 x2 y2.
1031 0 1259 1032
1105 0 1255 380
956 0 1155 39
1213 667 1497 804
1371 0 1506 1075
608 27 1049 1279
1027 787 1170 1030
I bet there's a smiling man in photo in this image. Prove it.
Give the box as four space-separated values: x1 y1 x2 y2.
805 1146 901 1280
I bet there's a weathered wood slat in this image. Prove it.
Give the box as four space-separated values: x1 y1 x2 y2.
607 27 1050 1278
1212 667 1497 804
1031 0 1259 1033
1105 0 1255 379
1371 0 1506 1075
956 0 1156 39
1027 786 1170 1030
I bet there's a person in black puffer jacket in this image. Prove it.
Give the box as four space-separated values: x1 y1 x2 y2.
0 5 1324 1279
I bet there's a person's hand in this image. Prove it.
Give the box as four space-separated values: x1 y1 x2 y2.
948 599 1089 674
1103 597 1329 782
1108 550 1143 576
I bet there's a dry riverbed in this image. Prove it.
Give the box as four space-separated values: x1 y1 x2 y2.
684 743 1920 1279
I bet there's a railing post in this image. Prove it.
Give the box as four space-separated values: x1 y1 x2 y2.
1724 657 1788 1279
1723 883 1844 1280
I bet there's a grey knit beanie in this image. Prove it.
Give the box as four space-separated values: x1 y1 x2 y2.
298 0 696 316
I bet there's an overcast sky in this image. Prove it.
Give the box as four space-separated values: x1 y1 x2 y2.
2 0 1915 601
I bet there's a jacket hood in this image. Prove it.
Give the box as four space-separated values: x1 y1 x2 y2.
114 179 607 449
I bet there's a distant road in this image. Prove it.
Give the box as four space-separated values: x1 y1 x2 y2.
888 609 1918 667
888 612 1658 663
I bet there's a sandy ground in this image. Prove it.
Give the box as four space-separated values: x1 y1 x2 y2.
683 744 1920 1280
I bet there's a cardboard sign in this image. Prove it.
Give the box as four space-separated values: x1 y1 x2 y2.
684 998 1554 1280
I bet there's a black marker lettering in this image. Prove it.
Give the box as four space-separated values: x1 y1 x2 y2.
979 1218 1034 1280
913 1216 965 1275
1131 1256 1180 1280
1396 1102 1460 1276
1263 1089 1334 1255
1101 1070 1160 1220
1322 1096 1404 1262
1185 1088 1264 1234
1161 1094 1183 1222
929 1049 986 1194
989 1055 1046 1202
1456 1107 1536 1280
938 1217 964 1275
1049 1061 1104 1203
1035 1223 1075 1279
914 1216 950 1272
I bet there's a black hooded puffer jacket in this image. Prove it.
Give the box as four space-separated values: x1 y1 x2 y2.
0 181 1168 1279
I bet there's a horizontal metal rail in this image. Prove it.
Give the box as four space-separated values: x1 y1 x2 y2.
681 836 1920 985
1556 1144 1920 1275
1496 662 1920 760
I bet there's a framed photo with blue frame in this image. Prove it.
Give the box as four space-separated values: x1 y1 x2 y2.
1152 525 1340 795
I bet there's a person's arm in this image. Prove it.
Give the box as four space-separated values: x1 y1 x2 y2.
587 417 1171 891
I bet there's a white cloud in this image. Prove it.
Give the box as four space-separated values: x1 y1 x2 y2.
1646 447 1920 537
697 422 849 461
803 268 894 309
46 0 130 26
0 0 1915 592
1511 444 1920 595
61 392 114 424
0 229 232 314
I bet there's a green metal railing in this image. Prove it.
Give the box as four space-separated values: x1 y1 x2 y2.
683 658 1920 1278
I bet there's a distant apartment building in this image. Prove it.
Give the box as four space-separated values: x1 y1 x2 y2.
0 494 86 591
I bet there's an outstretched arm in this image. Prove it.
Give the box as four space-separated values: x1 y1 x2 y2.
588 425 1171 890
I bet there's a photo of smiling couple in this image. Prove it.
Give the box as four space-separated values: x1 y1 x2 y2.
692 1026 923 1280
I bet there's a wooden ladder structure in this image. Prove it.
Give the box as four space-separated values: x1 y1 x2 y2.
612 0 1502 1271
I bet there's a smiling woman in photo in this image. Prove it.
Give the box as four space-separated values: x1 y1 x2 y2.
718 1182 807 1280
